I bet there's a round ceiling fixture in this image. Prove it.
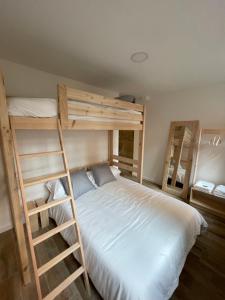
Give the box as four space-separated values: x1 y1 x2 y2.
130 51 148 63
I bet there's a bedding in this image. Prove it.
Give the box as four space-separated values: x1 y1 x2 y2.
92 163 116 186
168 165 186 184
7 97 141 124
61 169 96 199
49 176 207 300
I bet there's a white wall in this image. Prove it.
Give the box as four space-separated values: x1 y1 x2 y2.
139 85 225 185
0 59 118 233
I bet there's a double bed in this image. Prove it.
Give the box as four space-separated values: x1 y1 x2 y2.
1 79 206 299
49 175 207 300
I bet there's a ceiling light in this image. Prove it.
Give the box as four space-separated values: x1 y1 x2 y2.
130 52 148 63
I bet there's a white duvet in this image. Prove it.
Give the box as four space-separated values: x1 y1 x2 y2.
49 176 207 300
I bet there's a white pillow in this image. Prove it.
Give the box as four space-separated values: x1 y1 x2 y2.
46 179 67 200
87 171 98 188
110 166 121 177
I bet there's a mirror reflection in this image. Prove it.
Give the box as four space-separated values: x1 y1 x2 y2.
167 126 192 189
162 120 199 199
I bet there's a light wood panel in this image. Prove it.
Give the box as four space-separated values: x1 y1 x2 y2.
68 102 143 121
113 161 138 172
11 117 58 130
137 105 146 184
65 119 143 130
58 84 68 129
113 154 138 165
66 87 144 112
0 72 30 284
108 131 113 165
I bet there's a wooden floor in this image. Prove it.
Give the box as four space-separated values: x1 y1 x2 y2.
0 185 225 300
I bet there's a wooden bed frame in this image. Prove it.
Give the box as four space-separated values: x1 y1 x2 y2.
0 72 146 285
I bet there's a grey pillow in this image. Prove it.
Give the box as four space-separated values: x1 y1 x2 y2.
61 169 96 199
92 164 116 186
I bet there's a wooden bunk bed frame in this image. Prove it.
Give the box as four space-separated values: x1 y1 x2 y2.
0 72 146 288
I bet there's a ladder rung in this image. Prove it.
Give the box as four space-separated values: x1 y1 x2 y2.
38 243 80 277
28 196 71 216
24 172 68 187
33 219 75 246
19 150 63 159
43 266 84 300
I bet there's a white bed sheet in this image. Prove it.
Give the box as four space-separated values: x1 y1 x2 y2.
7 97 140 123
49 176 207 300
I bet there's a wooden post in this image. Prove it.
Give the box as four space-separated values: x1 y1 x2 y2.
137 105 146 184
0 72 30 284
58 84 68 129
108 130 113 165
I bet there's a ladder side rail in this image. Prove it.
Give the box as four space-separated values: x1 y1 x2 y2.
10 118 42 300
57 120 91 295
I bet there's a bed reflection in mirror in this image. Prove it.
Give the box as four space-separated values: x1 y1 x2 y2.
162 121 199 199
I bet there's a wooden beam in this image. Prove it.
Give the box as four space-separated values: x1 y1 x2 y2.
66 119 143 130
10 116 58 130
68 101 143 121
108 131 113 165
113 154 138 165
201 128 225 135
113 161 138 172
137 105 146 184
0 72 30 284
66 87 144 112
58 84 68 129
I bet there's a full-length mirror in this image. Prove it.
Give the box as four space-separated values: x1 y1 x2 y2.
162 121 199 199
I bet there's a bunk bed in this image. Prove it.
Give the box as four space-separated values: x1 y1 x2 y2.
0 72 207 300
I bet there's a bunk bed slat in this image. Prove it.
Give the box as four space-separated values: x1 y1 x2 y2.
33 219 76 246
37 242 80 277
113 161 138 172
113 154 138 165
43 266 84 300
11 117 58 130
66 119 143 130
28 196 72 216
68 102 143 121
66 87 144 112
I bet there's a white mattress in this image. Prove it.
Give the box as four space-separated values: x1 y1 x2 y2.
49 176 207 300
7 97 140 123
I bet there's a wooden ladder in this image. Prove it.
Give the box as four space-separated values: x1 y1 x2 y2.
10 118 90 300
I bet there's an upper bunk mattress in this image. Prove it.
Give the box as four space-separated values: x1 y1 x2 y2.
49 176 207 300
7 97 141 123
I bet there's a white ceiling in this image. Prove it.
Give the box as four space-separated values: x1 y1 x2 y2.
0 0 225 96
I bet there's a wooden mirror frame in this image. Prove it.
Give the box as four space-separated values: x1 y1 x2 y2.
162 120 199 199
